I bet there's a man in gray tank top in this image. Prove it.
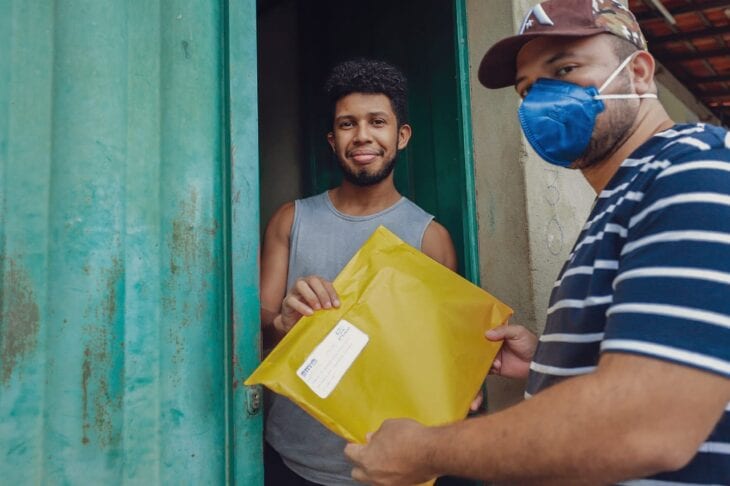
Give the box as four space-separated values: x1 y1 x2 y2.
260 59 457 485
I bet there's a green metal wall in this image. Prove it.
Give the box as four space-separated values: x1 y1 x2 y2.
0 0 262 484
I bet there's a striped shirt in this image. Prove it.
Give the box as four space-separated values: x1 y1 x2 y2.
526 123 730 485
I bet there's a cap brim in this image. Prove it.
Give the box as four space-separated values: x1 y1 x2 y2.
478 28 606 89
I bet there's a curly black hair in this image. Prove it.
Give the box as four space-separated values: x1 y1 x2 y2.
324 59 409 126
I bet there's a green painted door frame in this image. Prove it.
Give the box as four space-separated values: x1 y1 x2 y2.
231 1 265 484
455 0 480 286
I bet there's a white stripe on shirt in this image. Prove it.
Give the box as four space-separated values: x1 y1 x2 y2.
613 267 730 289
584 192 644 230
639 160 671 173
529 361 597 376
629 192 730 228
654 124 706 139
599 182 629 198
555 260 618 287
607 303 730 330
621 230 730 256
657 160 730 180
621 155 655 167
540 332 604 343
547 295 613 315
698 441 730 455
664 136 712 151
570 224 627 260
601 339 730 376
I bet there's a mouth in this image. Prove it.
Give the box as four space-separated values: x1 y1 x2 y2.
348 150 384 164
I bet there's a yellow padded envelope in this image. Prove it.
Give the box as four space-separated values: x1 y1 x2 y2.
246 225 513 446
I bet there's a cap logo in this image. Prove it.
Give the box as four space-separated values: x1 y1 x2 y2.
519 4 555 34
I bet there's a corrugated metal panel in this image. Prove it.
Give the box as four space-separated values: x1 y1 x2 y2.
0 0 262 483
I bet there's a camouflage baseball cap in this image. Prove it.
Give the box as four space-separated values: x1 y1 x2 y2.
479 0 648 89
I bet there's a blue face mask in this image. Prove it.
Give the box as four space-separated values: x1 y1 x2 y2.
518 54 657 168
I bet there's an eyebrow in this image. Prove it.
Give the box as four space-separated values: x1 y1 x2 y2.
335 111 391 121
514 50 576 88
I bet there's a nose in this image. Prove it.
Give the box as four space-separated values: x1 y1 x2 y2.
353 122 372 144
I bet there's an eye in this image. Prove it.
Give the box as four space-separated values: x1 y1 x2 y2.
339 120 354 129
556 65 575 77
371 118 386 127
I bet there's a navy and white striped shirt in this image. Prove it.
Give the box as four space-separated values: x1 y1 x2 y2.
527 123 730 485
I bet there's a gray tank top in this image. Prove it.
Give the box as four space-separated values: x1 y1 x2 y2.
266 190 434 485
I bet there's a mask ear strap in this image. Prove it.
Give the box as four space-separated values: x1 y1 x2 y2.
598 53 637 93
596 93 658 100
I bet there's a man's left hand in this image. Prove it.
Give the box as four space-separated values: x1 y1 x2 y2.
344 419 437 486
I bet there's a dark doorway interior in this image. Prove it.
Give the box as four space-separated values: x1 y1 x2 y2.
257 0 477 279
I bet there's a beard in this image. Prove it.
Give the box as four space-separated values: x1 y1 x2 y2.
337 151 398 187
574 75 639 170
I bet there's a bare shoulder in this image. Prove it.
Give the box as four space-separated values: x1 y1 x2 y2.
421 220 458 271
265 201 295 242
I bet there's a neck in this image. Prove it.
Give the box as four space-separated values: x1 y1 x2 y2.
581 103 675 193
329 177 402 216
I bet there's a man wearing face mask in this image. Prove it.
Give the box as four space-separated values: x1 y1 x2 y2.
344 1 730 485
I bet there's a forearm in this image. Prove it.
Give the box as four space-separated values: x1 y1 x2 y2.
421 377 637 482
421 357 720 483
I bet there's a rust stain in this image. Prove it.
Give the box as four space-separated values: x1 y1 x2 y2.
168 188 217 328
102 257 122 323
80 324 119 447
94 374 112 447
171 188 200 276
1 258 41 385
82 347 91 445
78 258 124 447
169 255 179 275
207 218 219 236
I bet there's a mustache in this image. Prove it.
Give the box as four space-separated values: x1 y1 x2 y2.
346 149 385 157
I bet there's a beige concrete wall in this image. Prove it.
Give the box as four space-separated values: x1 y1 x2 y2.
467 0 595 410
466 0 717 411
654 62 720 125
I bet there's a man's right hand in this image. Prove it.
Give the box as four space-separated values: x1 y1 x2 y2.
275 276 340 335
485 323 537 380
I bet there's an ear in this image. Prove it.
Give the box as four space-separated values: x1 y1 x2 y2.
630 50 655 95
397 124 412 150
327 132 335 152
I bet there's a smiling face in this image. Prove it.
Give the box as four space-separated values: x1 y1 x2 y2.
515 34 641 169
327 92 412 187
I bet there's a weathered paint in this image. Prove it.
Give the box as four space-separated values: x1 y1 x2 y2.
229 1 265 484
454 0 480 286
0 0 262 484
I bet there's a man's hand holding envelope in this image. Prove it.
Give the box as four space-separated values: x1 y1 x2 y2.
246 226 513 484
